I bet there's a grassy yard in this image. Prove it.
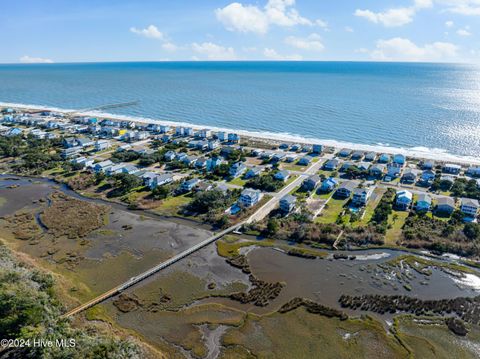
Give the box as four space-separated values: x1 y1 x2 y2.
384 210 409 245
153 194 192 216
280 162 308 172
357 187 386 226
315 197 346 224
228 177 247 187
312 191 332 200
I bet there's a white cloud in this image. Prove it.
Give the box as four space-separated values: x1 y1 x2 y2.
191 42 237 60
437 0 480 15
215 0 326 34
162 42 179 52
285 33 324 52
263 48 302 60
369 37 458 61
355 0 432 27
130 25 164 39
345 26 354 32
457 28 472 36
445 20 454 27
19 56 53 64
316 19 329 28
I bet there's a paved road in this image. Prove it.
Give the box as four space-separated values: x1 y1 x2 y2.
62 221 244 318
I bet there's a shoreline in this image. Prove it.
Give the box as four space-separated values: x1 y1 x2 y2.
2 101 480 165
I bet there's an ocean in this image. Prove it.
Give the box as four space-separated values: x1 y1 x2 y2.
0 61 479 160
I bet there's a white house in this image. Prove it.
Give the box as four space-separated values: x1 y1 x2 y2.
95 140 111 151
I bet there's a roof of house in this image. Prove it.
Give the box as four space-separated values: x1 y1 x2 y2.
241 188 261 197
338 181 356 191
280 194 296 204
437 196 455 207
461 197 480 208
396 190 413 200
417 193 432 203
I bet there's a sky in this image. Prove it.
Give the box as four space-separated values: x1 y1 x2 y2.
1 0 480 63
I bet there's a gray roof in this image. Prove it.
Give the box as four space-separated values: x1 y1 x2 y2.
461 197 480 208
437 196 455 207
417 193 432 203
280 194 297 204
338 181 357 191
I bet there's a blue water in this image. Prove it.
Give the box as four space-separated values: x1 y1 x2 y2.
0 61 479 157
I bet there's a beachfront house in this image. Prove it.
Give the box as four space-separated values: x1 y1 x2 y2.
338 148 352 157
175 127 185 136
436 196 456 214
302 175 322 191
393 154 406 165
423 160 435 170
443 163 462 175
312 144 323 154
274 170 290 182
94 140 111 151
324 159 340 171
335 181 356 198
238 189 263 207
378 153 391 163
365 152 377 161
467 167 480 177
302 145 312 153
320 177 337 192
351 151 364 160
395 190 413 210
416 193 432 212
245 166 263 179
298 155 313 166
197 129 212 139
228 133 240 143
279 194 296 213
460 198 479 218
216 132 228 141
229 162 247 178
291 144 302 151
352 187 373 207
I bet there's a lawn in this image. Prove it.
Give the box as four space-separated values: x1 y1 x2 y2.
281 162 308 172
384 210 409 245
315 197 346 224
358 187 387 225
153 194 191 216
228 177 247 187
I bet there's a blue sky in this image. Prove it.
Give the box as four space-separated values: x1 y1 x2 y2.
1 0 479 63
